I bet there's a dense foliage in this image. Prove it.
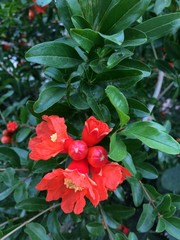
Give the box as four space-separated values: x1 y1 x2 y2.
0 0 180 240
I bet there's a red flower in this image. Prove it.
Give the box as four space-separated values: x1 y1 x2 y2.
82 116 112 147
7 121 18 132
118 224 129 235
68 140 88 161
32 0 48 14
36 168 100 214
91 162 132 201
29 115 70 160
1 135 12 144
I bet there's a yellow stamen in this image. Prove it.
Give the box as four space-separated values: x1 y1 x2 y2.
64 178 83 192
50 133 57 142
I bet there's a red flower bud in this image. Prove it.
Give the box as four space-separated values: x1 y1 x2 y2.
68 140 88 161
1 135 12 144
7 121 18 132
28 9 35 21
82 116 112 147
2 129 9 136
87 146 108 168
68 159 89 174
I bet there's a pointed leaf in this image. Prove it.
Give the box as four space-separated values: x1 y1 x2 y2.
24 222 50 240
109 133 127 162
26 42 82 68
106 85 130 126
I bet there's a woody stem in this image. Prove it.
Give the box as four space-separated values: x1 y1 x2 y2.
99 204 114 240
1 203 59 240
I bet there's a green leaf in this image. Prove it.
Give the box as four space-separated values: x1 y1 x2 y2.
25 42 82 68
24 222 50 240
136 13 180 42
104 204 135 220
15 127 31 143
86 222 105 237
107 49 133 69
137 204 156 232
44 67 64 82
32 159 58 174
120 59 151 78
0 183 20 201
106 85 130 126
121 121 180 154
164 40 180 60
137 163 158 179
127 177 144 207
47 211 65 240
153 0 171 15
109 133 127 162
33 86 66 113
128 232 138 240
96 69 143 89
71 15 91 29
99 0 151 34
144 184 161 200
156 194 172 214
128 98 150 118
36 0 52 7
69 93 89 110
1 168 16 187
122 154 137 176
71 28 102 52
161 165 180 193
0 147 20 167
14 182 28 203
156 217 166 233
155 60 176 75
99 31 124 45
170 194 180 209
123 28 147 47
162 217 180 240
16 198 49 212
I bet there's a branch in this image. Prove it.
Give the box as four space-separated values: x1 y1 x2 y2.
1 203 59 240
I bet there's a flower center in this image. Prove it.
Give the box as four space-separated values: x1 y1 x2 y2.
50 133 57 142
64 178 83 192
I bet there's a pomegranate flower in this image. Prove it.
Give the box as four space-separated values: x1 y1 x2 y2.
91 162 132 201
82 116 112 147
36 168 100 214
29 115 70 160
7 121 18 132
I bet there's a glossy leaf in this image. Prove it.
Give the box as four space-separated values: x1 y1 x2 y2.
127 177 144 207
99 31 124 45
121 121 180 154
0 147 20 167
122 154 137 176
161 165 180 193
137 204 156 232
107 49 133 69
36 0 52 6
136 13 180 42
137 163 158 179
25 42 82 68
106 85 130 126
128 233 138 240
99 0 151 34
123 28 147 47
47 211 65 240
96 69 143 89
162 217 180 239
24 222 50 240
0 183 20 201
109 133 127 162
128 98 150 118
44 67 64 82
15 127 31 143
16 198 49 212
86 222 105 237
71 28 102 52
33 86 66 113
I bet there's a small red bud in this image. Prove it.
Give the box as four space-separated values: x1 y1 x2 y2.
2 129 9 136
87 146 108 168
1 135 12 144
68 140 88 161
28 9 35 21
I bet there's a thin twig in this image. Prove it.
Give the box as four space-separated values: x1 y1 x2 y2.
139 181 161 217
0 217 23 228
99 204 114 240
1 203 59 240
148 70 165 113
158 82 174 99
0 168 28 172
0 63 19 82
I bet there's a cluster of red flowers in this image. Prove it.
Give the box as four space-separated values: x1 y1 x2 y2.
1 121 18 144
29 115 131 214
28 0 48 21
